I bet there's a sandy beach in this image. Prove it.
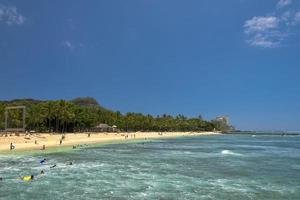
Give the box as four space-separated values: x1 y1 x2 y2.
0 132 219 153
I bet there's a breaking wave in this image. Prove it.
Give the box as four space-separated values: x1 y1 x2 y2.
221 150 242 156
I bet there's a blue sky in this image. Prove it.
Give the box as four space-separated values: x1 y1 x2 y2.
1 0 300 130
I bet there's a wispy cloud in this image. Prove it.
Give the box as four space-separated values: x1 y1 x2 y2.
0 5 25 25
282 10 300 26
62 40 74 50
244 0 300 48
244 16 279 33
244 16 283 48
61 40 84 51
277 0 292 9
294 11 300 24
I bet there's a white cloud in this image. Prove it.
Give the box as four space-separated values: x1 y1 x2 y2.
0 5 25 25
244 16 284 48
244 16 279 33
247 32 286 48
280 10 300 26
243 0 300 48
249 35 278 48
277 0 292 9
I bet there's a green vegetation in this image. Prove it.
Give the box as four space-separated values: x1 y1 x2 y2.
0 97 232 132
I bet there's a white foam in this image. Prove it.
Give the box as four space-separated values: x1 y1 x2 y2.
221 150 241 156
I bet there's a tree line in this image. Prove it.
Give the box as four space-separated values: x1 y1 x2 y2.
0 97 232 133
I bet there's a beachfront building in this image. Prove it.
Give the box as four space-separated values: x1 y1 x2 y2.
112 125 118 132
93 123 113 132
214 115 235 132
93 123 121 132
215 116 229 125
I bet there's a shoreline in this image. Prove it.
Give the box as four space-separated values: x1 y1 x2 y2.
0 131 220 154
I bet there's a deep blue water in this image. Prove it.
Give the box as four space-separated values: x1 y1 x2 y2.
0 134 300 199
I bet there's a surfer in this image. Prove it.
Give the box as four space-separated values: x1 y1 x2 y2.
50 164 57 169
40 158 46 164
21 175 34 181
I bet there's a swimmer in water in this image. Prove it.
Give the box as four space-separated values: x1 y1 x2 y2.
40 158 46 165
50 164 57 169
22 175 34 181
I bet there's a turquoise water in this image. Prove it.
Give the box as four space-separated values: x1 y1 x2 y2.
0 134 300 199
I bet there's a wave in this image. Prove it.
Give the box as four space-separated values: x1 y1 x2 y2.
221 150 242 156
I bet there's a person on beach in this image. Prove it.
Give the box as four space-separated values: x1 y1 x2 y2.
59 139 62 145
10 143 15 150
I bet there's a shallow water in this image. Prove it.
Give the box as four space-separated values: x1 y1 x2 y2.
0 134 300 200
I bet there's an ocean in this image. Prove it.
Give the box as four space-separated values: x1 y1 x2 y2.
0 134 299 199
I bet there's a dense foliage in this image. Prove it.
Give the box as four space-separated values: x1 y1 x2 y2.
0 97 231 133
